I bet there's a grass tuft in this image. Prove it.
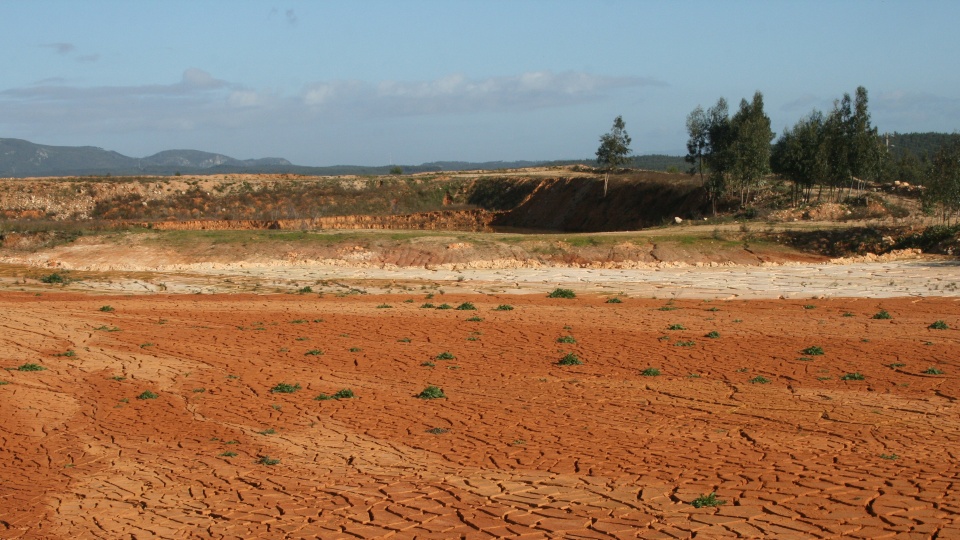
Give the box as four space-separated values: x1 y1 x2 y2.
641 367 661 377
691 492 726 508
417 385 446 399
455 302 476 311
801 345 824 356
557 353 583 366
137 390 158 400
547 288 576 299
493 304 514 311
929 320 949 330
17 363 47 372
840 372 865 381
872 309 892 320
270 382 301 394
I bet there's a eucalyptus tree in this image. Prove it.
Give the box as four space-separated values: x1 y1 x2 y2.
596 115 632 197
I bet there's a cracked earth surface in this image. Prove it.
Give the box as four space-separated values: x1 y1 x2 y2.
1 293 959 538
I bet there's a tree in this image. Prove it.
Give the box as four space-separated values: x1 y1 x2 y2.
772 109 829 205
685 106 709 185
728 92 774 207
926 139 960 223
596 115 632 196
703 97 732 215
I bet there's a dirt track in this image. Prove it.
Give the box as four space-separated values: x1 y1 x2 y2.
2 292 959 538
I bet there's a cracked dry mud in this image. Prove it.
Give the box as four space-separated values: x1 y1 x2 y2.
1 293 959 538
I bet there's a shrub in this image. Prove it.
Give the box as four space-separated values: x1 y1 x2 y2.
879 453 899 460
417 385 446 399
557 353 582 366
606 297 623 304
420 303 435 308
872 309 892 320
219 451 238 457
466 316 483 322
840 373 865 381
436 303 453 310
929 320 949 330
137 390 158 400
17 363 46 372
691 492 726 508
426 427 449 435
270 382 301 394
99 305 115 312
674 340 695 347
641 367 661 377
421 361 435 367
436 352 455 360
304 349 323 356
887 362 906 368
667 324 685 330
493 304 514 311
923 367 944 375
803 305 816 310
547 288 576 299
658 306 678 311
801 345 824 356
332 388 355 399
557 335 577 344
842 312 855 317
376 304 392 309
455 302 476 311
705 331 720 339
749 376 770 384
257 456 280 466
297 286 313 294
40 273 66 284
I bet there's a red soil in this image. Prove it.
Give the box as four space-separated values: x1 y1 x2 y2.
1 293 958 538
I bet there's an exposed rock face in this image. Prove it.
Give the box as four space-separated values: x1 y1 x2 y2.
137 209 496 232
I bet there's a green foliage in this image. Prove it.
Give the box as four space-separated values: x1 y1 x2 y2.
493 304 514 311
887 363 906 368
667 324 685 330
872 309 892 320
420 303 435 308
557 353 583 366
749 376 770 384
270 382 301 394
705 331 720 339
332 388 355 399
420 361 435 368
40 272 67 284
16 363 46 371
556 335 577 344
219 451 238 457
426 427 449 435
436 303 453 310
297 286 313 294
304 349 323 356
674 340 695 347
605 297 623 304
641 367 661 377
455 302 476 311
436 352 455 360
466 316 483 322
929 320 949 330
840 372 865 381
596 115 632 171
389 165 403 175
56 349 77 357
417 385 446 399
691 492 726 508
923 367 944 375
376 303 392 309
879 453 899 461
257 455 280 466
547 288 576 299
257 428 276 435
801 345 824 356
349 347 361 352
842 312 855 317
137 390 158 400
99 305 115 312
803 304 816 310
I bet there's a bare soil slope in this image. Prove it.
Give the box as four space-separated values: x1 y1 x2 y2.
1 293 958 538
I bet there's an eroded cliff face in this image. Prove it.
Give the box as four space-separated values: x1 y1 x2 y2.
139 210 496 232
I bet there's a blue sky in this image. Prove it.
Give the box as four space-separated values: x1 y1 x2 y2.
1 0 958 166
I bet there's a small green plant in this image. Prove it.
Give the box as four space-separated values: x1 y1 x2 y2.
455 302 476 310
332 388 355 399
426 427 449 435
547 288 576 299
801 345 824 356
749 376 770 384
816 376 832 381
840 373 865 381
297 286 313 294
0 380 9 385
557 353 583 366
349 347 362 352
687 373 701 378
557 335 577 344
691 492 726 508
706 307 720 312
139 343 154 349
99 305 115 312
56 349 77 357
421 361 435 368
436 352 456 360
466 316 483 322
94 325 120 332
675 340 695 347
192 388 206 393
803 304 816 310
667 324 685 330
420 303 435 308
436 303 453 310
270 382 301 394
314 393 333 401
398 337 412 343
796 356 813 362
705 331 720 339
842 312 855 317
872 309 892 320
736 367 749 373
40 273 67 284
929 320 949 330
304 349 323 356
606 297 623 304
658 305 678 311
376 304 392 309
17 363 47 372
290 319 307 324
887 363 906 368
417 385 446 399
137 390 158 400
312 318 324 323
257 455 280 466
493 304 514 311
220 451 238 457
641 367 661 377
257 428 276 435
923 367 944 375
879 453 899 460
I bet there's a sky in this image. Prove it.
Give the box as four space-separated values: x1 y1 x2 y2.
0 0 958 166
